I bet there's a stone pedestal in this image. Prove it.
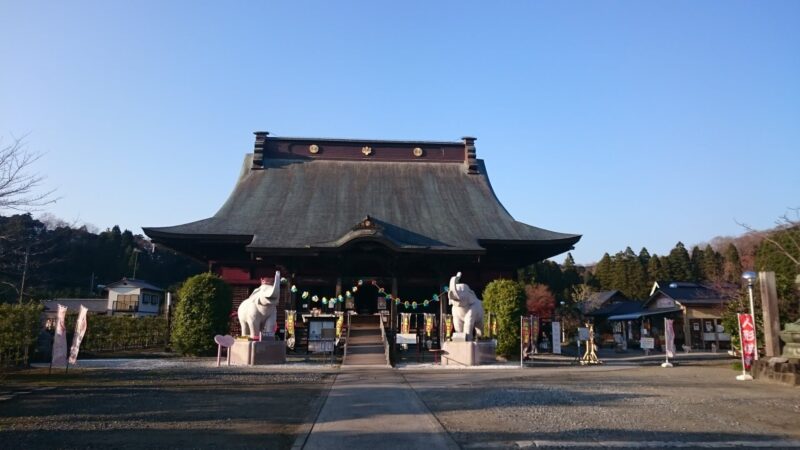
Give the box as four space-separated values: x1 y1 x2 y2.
441 340 496 366
752 358 800 386
230 340 286 365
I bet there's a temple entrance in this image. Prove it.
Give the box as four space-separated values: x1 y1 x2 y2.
353 282 380 315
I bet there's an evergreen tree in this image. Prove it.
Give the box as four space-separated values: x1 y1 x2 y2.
638 247 651 268
561 253 581 290
702 245 724 282
690 245 705 281
645 254 668 285
666 242 693 281
722 243 742 284
594 253 614 290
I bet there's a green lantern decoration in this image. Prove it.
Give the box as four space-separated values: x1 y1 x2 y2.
302 291 310 299
312 295 319 302
411 301 418 310
290 285 298 293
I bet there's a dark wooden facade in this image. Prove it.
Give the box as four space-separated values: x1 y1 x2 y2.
144 132 581 336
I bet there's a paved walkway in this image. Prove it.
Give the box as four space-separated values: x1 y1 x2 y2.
296 369 459 449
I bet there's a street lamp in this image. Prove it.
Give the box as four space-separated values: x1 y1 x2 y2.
742 271 758 361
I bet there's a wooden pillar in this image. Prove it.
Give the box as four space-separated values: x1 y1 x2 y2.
682 308 692 349
759 271 781 357
389 276 398 365
335 277 343 312
438 275 447 346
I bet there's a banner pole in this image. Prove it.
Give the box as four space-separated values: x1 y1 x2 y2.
520 316 523 368
736 313 752 381
661 317 672 368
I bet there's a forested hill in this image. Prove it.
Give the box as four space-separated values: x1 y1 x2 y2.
0 214 204 302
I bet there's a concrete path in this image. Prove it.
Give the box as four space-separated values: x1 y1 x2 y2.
296 369 459 449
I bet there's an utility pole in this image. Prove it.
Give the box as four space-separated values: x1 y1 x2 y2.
18 246 29 303
132 249 141 279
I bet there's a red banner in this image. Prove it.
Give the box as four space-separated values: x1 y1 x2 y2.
738 313 756 370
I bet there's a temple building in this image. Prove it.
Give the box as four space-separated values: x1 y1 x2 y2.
144 132 580 340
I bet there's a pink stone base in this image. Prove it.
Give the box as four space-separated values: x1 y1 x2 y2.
441 340 497 366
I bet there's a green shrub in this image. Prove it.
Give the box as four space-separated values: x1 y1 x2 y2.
0 303 43 367
171 273 232 356
64 314 167 352
482 279 525 357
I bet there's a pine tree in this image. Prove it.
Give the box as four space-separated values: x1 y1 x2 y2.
690 245 705 281
647 255 666 283
562 253 581 287
723 243 742 284
702 245 723 283
638 247 651 268
594 253 614 290
667 242 693 281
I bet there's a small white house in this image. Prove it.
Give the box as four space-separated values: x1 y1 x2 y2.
106 278 164 317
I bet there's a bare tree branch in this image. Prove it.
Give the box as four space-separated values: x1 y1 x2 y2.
0 135 57 212
737 212 800 267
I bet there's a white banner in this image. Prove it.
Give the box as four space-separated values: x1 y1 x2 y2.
665 318 675 358
52 304 68 367
68 305 89 364
551 321 561 354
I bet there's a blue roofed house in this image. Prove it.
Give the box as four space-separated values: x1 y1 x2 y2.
608 281 731 351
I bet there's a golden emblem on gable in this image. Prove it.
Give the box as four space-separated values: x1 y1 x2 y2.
309 144 320 154
361 146 373 156
413 147 424 157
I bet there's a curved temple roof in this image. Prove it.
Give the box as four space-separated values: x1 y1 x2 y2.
144 134 580 261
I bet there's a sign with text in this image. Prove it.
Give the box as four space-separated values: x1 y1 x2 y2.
738 313 757 370
578 327 589 341
551 321 561 354
640 337 655 349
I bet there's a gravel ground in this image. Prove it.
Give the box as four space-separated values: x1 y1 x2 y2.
0 367 332 449
403 361 800 448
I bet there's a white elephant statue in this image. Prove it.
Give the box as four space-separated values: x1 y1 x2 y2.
238 271 281 339
448 272 484 341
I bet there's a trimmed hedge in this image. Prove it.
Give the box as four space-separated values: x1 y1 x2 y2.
65 314 168 352
0 303 43 367
171 273 232 356
482 279 526 357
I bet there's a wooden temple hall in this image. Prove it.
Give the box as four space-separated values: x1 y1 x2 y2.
145 132 580 361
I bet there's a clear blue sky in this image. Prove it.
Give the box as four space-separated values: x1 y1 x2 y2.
1 1 798 265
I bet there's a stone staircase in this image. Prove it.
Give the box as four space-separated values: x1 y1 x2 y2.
342 315 388 366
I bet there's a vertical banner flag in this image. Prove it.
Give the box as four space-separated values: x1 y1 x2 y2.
424 314 434 337
335 313 344 338
445 314 453 340
531 316 540 350
664 318 676 359
285 310 296 337
52 304 68 367
552 321 562 354
400 313 411 334
738 313 757 370
68 305 89 365
521 317 531 347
